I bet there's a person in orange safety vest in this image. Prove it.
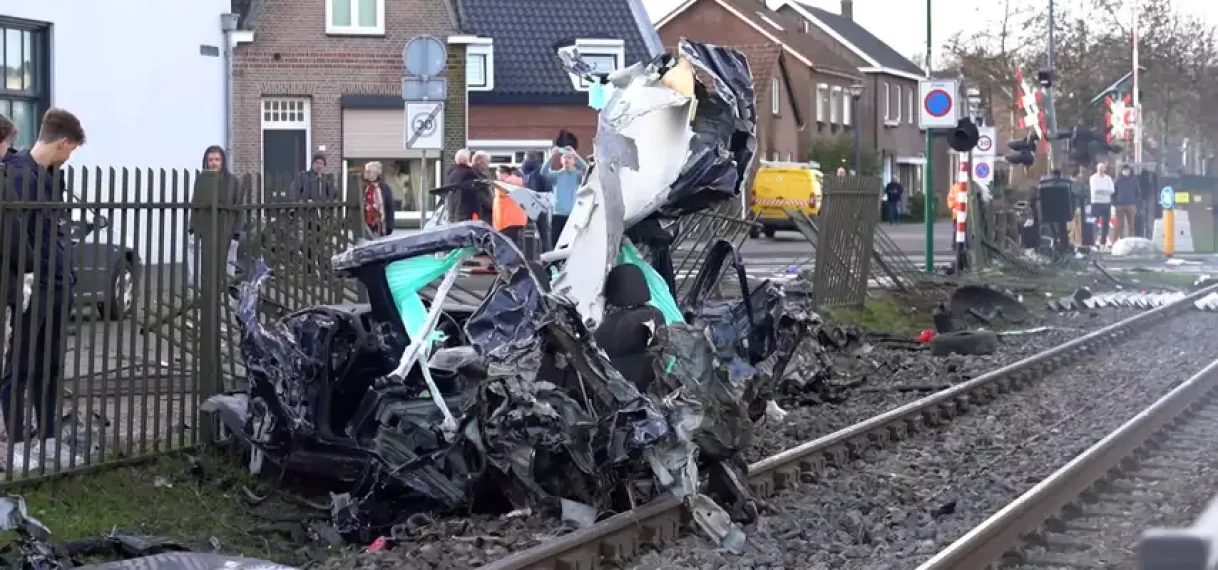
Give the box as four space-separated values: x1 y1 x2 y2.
494 165 528 247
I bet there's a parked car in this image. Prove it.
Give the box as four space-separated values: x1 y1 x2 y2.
68 211 141 320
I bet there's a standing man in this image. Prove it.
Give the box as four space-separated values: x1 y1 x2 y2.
519 153 553 248
883 178 904 225
448 149 487 222
288 153 337 203
1113 163 1139 241
541 146 587 246
1089 162 1115 250
0 108 85 450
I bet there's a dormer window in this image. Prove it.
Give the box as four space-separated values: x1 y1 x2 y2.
569 38 625 91
465 38 494 91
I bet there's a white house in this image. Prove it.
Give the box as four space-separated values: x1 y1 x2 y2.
1 0 230 170
2 1 234 266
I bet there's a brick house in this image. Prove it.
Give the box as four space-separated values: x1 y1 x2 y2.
769 0 927 190
230 0 468 226
733 44 805 165
453 0 661 168
655 0 862 165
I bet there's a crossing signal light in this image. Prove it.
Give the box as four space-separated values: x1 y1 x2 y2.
1065 126 1122 166
948 118 980 153
1005 137 1037 167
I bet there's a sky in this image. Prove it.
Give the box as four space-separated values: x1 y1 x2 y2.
641 0 1218 66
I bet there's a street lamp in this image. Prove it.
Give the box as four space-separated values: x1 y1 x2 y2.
848 82 865 174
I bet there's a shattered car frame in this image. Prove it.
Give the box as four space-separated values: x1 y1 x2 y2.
204 39 815 549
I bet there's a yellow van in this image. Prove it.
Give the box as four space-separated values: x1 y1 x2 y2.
749 161 823 238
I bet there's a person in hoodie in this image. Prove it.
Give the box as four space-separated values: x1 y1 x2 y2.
187 145 245 288
1113 163 1140 240
541 146 586 247
519 153 552 248
0 107 85 449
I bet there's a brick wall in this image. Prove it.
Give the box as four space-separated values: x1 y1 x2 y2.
232 0 465 178
470 105 598 151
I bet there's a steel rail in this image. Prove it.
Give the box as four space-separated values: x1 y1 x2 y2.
477 284 1218 570
916 356 1218 569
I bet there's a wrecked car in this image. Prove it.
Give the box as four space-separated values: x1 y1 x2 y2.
203 39 815 550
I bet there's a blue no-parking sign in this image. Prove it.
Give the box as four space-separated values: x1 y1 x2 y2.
1160 186 1175 209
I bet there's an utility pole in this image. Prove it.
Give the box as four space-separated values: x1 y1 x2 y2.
923 0 935 273
1132 0 1142 168
1044 0 1059 169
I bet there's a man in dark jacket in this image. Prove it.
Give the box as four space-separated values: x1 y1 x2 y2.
1113 164 1140 240
1 107 85 447
447 149 488 222
883 179 904 225
519 154 552 248
288 153 338 202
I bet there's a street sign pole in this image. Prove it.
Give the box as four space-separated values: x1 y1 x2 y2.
402 35 448 228
923 0 934 273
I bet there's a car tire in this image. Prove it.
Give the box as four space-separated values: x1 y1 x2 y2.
763 227 777 239
749 225 761 239
101 259 135 320
929 330 999 356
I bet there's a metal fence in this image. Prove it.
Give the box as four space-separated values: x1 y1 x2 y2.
812 175 882 307
0 164 359 481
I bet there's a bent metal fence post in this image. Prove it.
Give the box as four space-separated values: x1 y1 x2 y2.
0 165 359 482
812 175 882 307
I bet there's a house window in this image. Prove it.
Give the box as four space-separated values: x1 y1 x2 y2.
883 82 891 121
801 20 810 33
816 83 828 123
466 41 494 91
830 86 842 124
0 22 49 152
326 0 385 35
893 85 902 122
770 77 780 115
907 88 915 124
571 39 625 91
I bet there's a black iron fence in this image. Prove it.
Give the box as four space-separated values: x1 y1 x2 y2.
812 175 882 307
0 164 360 480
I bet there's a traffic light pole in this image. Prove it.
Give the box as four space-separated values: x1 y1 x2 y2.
1044 0 1060 168
923 0 935 273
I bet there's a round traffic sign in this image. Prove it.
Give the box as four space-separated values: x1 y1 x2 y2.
976 135 993 152
974 162 990 178
1160 186 1175 209
404 36 447 76
924 89 953 118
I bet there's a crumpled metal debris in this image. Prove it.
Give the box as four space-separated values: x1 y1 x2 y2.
544 39 757 329
201 40 827 554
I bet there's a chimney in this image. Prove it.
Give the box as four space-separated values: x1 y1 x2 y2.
841 0 853 19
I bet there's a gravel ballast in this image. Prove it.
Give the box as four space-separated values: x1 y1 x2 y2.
1007 387 1218 569
318 305 1145 570
629 310 1218 570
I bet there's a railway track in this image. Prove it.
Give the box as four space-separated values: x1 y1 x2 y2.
917 356 1218 569
476 284 1218 570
